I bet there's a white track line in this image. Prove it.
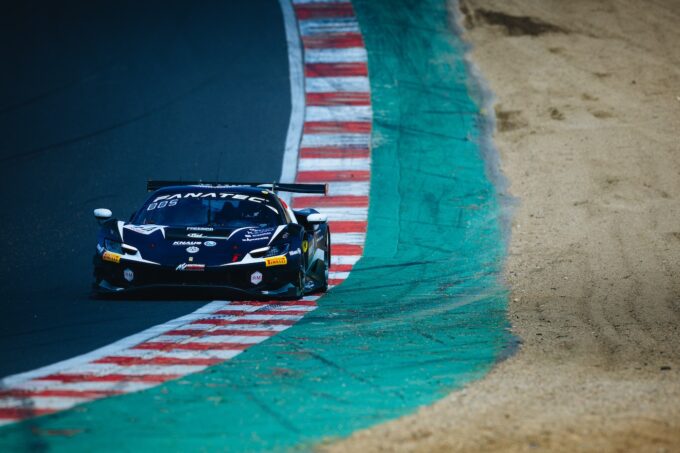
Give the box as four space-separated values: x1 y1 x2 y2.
278 0 306 197
305 48 367 63
298 157 370 171
198 314 304 322
326 181 370 195
176 336 268 345
58 364 208 376
177 323 291 332
0 397 90 410
13 381 158 393
301 133 371 148
332 255 361 265
0 301 230 388
314 207 368 220
306 105 372 121
299 19 360 36
106 349 244 361
305 77 370 93
331 232 366 244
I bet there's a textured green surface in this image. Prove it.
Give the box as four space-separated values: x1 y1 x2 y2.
0 0 511 451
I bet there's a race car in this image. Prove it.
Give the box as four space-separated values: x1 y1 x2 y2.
92 181 331 299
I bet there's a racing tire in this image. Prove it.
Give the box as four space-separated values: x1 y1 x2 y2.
320 231 331 292
293 265 305 299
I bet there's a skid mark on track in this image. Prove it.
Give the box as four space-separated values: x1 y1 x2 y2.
1 73 223 165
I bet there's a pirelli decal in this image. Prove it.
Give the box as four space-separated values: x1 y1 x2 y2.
102 251 122 263
264 256 288 267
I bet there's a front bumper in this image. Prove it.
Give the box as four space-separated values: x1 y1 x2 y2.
93 254 300 299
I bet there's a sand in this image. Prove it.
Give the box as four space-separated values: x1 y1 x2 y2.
327 0 680 451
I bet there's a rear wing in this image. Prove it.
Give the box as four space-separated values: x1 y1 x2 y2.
146 180 327 195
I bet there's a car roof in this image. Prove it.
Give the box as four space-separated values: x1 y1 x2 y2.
152 185 272 196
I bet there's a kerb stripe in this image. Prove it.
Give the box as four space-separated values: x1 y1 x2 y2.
297 170 369 182
300 147 370 158
333 244 364 255
95 356 222 366
328 220 367 232
303 34 364 49
40 374 177 383
304 121 371 134
305 62 367 77
306 92 370 106
294 3 354 19
293 195 368 208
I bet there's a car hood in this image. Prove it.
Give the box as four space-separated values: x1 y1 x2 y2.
120 224 283 266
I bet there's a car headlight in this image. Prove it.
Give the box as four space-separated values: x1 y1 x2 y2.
265 243 289 257
104 239 123 254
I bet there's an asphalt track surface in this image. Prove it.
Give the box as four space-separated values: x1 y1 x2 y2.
0 0 290 378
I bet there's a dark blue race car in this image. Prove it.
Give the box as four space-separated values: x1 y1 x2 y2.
93 181 331 299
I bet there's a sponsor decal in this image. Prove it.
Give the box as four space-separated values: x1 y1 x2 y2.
186 246 200 254
242 237 268 242
124 225 165 235
265 256 288 267
187 226 214 232
123 268 134 282
187 233 204 238
302 240 308 253
244 228 275 238
251 271 263 285
173 241 202 246
176 263 205 271
153 193 268 204
146 199 178 211
289 248 301 256
305 280 315 290
96 244 104 254
204 240 217 247
248 227 275 234
102 251 121 263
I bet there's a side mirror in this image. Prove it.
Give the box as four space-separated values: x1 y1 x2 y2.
307 213 327 224
94 208 113 223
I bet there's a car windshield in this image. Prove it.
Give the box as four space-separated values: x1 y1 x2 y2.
134 193 281 229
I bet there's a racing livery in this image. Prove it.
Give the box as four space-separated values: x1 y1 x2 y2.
93 181 331 299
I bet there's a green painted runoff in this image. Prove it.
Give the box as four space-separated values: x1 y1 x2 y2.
0 0 512 451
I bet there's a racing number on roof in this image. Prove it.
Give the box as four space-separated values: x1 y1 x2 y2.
147 199 178 211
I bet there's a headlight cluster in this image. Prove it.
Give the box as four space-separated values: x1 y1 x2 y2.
265 243 289 257
104 239 138 255
104 239 123 254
